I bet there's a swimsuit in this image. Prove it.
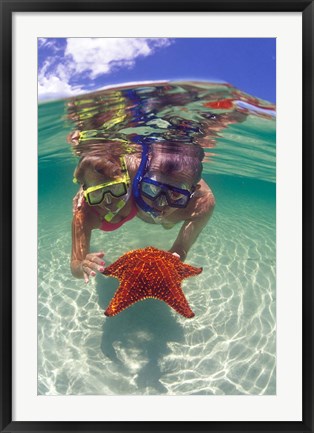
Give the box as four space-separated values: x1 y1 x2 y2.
84 198 137 232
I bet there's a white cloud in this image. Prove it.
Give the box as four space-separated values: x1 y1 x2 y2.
38 38 61 53
38 56 83 100
65 38 171 79
38 37 172 101
38 38 48 48
38 75 85 101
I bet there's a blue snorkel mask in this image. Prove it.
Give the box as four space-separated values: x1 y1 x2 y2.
140 176 195 208
132 138 196 218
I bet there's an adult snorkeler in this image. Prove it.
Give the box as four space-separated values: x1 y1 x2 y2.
133 142 215 262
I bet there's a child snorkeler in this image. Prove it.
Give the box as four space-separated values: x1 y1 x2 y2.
71 143 215 282
71 150 139 282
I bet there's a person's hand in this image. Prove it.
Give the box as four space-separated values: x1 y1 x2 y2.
80 252 105 283
169 250 187 261
73 188 84 214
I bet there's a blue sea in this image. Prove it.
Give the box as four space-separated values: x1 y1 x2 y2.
38 82 276 395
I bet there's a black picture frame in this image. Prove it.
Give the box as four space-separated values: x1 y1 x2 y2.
1 1 313 432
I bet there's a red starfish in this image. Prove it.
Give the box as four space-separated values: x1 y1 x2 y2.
103 246 202 318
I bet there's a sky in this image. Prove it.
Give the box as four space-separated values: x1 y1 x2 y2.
38 38 276 103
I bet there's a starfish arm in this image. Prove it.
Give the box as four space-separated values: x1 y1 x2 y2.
104 282 146 316
161 285 195 318
102 251 135 277
148 261 195 318
176 262 203 279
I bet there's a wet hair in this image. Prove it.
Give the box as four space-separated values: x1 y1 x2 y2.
149 143 204 183
74 154 123 185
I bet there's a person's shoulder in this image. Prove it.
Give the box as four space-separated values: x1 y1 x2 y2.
184 187 215 222
198 178 213 193
194 180 215 206
203 189 215 209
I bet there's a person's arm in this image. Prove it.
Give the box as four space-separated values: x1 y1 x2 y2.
169 191 215 261
71 208 105 282
72 187 84 214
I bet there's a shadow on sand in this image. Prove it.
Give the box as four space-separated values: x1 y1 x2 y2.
95 274 185 394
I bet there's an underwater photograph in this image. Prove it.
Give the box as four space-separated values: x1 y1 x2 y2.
38 37 276 396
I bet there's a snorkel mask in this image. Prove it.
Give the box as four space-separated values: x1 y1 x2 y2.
140 177 195 208
73 157 131 222
132 141 195 219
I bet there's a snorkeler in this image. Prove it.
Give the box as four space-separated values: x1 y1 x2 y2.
71 152 139 282
71 143 215 282
133 143 215 262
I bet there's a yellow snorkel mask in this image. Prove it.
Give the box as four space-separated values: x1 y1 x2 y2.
73 157 131 222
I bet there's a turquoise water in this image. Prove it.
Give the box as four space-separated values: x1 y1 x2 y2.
38 85 276 395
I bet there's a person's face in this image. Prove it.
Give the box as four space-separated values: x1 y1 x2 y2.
141 169 195 216
81 167 127 212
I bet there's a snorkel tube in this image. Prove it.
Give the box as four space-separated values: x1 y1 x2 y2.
132 138 160 218
124 88 160 218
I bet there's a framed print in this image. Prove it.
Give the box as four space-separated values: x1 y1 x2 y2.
1 1 313 432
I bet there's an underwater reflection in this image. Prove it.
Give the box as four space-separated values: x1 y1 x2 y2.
66 80 275 158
